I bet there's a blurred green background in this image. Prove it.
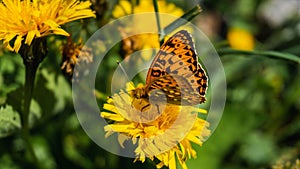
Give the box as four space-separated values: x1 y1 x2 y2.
0 0 299 169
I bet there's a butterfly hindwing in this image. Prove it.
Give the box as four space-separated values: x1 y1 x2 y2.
147 74 204 104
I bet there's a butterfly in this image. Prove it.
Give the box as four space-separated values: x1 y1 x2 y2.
131 30 208 106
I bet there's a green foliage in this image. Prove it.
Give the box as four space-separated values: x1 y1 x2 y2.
0 105 21 138
38 69 72 113
0 52 24 104
218 49 300 63
0 0 299 169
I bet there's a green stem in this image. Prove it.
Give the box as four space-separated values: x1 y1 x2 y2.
152 0 163 44
162 5 202 41
19 37 47 167
130 0 135 14
22 62 39 164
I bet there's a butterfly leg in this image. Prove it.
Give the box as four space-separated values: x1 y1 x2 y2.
141 103 151 112
155 104 160 114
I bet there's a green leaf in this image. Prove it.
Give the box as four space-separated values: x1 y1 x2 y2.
0 105 21 138
6 87 42 128
28 99 41 127
0 53 24 102
240 132 277 164
6 87 23 113
0 154 20 169
218 48 300 63
40 69 71 113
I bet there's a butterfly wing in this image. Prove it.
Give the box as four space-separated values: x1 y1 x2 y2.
146 74 206 104
146 30 208 104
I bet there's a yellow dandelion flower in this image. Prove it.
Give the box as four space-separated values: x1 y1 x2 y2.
227 27 255 51
0 0 96 52
112 0 186 60
101 82 210 169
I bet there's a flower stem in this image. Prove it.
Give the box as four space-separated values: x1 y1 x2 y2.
152 0 164 45
22 61 39 164
19 37 47 167
163 5 202 40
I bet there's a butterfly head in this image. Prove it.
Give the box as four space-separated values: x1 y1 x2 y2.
130 85 147 99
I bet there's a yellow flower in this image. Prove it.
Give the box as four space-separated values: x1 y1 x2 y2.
113 0 186 60
227 27 255 51
113 0 183 18
0 0 96 52
101 82 210 169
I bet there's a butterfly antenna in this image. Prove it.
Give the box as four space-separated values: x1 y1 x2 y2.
116 60 135 90
117 60 131 82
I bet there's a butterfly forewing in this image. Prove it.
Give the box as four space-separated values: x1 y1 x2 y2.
146 30 197 83
143 30 208 105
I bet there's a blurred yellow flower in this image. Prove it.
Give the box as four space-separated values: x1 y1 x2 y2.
113 0 183 18
101 82 210 169
0 0 96 52
227 28 255 51
113 0 185 60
